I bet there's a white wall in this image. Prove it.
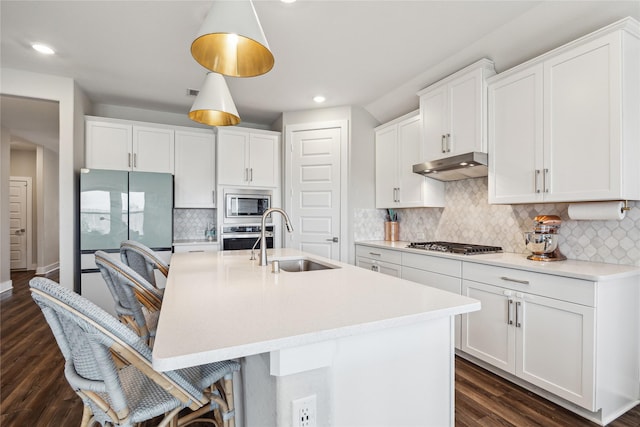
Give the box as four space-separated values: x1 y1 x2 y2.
0 68 87 290
38 146 59 274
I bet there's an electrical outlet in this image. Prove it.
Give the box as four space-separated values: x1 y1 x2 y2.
292 394 316 427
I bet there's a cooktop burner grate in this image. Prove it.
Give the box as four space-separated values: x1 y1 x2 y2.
407 241 503 255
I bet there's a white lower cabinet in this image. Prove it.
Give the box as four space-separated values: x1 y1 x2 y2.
355 245 401 277
461 279 595 409
401 253 462 349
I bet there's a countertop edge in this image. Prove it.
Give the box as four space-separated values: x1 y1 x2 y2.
153 300 480 372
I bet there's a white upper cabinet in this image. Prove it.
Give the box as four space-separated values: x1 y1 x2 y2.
418 59 496 161
174 129 216 208
375 112 444 208
217 127 280 188
489 18 640 204
85 117 174 174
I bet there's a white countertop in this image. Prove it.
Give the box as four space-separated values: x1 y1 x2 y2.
357 241 640 281
152 248 480 371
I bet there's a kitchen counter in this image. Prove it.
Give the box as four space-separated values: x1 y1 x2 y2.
357 240 640 281
153 248 480 426
154 248 479 369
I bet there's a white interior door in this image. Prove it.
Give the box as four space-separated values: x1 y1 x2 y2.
9 179 29 270
287 126 342 260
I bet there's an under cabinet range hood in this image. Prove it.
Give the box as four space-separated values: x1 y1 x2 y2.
412 152 488 182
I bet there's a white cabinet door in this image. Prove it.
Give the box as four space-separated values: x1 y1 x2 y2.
374 125 398 208
543 33 620 202
132 126 174 173
420 86 448 161
419 59 495 161
248 133 278 187
174 130 215 208
517 294 595 410
488 64 544 204
85 120 132 171
448 68 485 155
489 26 640 204
218 128 279 187
461 280 515 373
375 113 444 209
217 129 249 186
397 115 426 206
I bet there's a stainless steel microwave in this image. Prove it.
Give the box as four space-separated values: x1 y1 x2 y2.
224 190 271 221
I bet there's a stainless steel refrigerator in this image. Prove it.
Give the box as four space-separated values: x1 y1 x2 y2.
79 169 172 314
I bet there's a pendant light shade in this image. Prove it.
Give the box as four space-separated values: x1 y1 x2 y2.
189 73 241 127
191 0 274 78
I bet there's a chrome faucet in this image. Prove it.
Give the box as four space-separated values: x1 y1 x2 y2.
259 208 294 266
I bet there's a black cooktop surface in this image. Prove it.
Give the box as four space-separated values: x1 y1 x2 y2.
407 241 503 255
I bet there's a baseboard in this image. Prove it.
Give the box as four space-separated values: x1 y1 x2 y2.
36 262 60 275
0 280 13 294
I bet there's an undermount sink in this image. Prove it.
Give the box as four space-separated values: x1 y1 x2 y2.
273 258 339 272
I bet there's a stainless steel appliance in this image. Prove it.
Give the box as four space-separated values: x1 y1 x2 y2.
220 224 274 251
224 189 271 223
524 215 566 261
79 169 173 313
412 152 488 181
407 241 502 255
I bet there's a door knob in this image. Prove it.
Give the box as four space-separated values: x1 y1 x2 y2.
326 237 339 243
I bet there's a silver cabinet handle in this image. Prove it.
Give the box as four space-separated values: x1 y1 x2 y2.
535 169 541 193
249 168 253 182
543 168 549 193
326 237 339 243
396 187 400 202
441 135 446 153
446 133 451 153
515 301 522 327
368 252 381 257
133 153 137 168
500 276 530 285
128 153 132 168
212 190 215 204
507 298 514 325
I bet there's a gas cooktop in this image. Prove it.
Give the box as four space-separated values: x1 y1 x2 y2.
407 241 503 255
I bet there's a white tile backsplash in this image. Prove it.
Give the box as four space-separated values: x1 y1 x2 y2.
173 209 217 240
354 177 640 266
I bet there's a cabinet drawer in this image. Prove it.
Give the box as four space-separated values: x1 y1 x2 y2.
173 243 219 253
402 266 461 294
355 245 402 264
402 252 462 277
463 262 595 306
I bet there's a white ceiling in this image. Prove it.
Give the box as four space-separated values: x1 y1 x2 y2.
1 1 639 150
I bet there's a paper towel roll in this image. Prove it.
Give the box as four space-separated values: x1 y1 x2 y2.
567 201 626 220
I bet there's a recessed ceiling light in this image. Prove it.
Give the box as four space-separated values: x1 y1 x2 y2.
281 0 297 3
313 95 326 103
32 43 55 55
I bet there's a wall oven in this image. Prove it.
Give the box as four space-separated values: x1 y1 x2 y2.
224 189 271 223
220 224 274 251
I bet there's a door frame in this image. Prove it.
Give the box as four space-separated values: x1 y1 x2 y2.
9 176 33 270
284 120 349 262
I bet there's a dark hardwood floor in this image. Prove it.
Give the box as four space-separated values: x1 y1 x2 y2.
2 270 639 426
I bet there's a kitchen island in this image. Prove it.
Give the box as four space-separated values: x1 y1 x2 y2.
153 248 480 427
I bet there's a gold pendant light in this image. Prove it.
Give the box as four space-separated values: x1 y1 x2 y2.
191 0 274 78
189 72 241 126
